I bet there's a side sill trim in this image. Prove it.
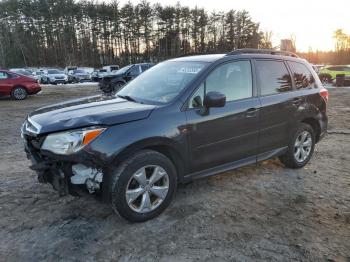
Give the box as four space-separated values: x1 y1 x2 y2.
183 146 288 183
183 155 256 183
257 146 288 162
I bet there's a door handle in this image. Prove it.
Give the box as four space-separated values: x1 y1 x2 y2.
246 108 259 117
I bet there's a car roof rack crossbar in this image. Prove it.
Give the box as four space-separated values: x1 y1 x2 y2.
227 48 299 58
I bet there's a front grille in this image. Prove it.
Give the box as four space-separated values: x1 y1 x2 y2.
55 76 64 79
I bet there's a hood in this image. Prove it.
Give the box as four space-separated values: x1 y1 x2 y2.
28 95 156 134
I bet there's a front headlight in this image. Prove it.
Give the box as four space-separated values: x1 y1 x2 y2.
41 127 106 155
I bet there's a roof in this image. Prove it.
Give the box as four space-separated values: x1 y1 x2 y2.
169 54 226 63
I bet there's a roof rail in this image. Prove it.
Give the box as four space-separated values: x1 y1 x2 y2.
227 48 299 58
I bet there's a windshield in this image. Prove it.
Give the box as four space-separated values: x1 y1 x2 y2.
13 70 31 76
48 69 62 74
74 69 86 74
117 61 207 104
115 65 133 75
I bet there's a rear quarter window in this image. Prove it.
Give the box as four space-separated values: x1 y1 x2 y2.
288 61 317 89
255 60 292 96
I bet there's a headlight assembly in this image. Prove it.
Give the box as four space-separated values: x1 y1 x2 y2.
41 127 106 155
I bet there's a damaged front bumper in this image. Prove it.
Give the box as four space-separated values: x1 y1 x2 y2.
23 134 109 201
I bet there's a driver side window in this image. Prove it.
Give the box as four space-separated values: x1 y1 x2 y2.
189 60 252 109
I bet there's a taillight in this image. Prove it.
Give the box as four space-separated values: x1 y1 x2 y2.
320 88 329 103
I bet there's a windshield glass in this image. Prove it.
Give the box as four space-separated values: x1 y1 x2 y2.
13 69 31 76
117 61 207 104
74 69 86 74
48 69 62 74
115 65 133 75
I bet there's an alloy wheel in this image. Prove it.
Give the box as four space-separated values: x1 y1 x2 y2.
13 88 27 100
125 165 169 213
294 130 312 162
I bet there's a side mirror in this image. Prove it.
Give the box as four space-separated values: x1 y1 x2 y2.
203 91 226 108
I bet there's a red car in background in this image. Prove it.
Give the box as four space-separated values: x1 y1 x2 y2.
0 69 41 100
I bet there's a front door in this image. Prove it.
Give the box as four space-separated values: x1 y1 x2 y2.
186 60 260 172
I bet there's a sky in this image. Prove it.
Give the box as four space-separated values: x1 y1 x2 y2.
117 0 350 52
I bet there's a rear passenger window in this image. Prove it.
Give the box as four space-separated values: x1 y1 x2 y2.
255 60 292 95
288 61 316 89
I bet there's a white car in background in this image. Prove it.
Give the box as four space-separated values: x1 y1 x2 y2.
44 69 68 85
103 65 119 73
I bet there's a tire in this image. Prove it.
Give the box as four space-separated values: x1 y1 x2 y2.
11 86 28 100
110 150 177 222
279 123 315 169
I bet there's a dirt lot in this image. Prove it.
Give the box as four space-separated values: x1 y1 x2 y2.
0 85 349 262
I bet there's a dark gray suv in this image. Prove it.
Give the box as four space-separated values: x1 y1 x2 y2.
22 49 328 222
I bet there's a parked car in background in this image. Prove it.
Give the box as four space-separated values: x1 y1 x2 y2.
92 69 108 82
100 63 154 93
32 70 45 83
21 49 328 222
9 68 37 81
64 66 77 75
0 69 41 100
311 64 324 74
69 68 91 83
103 65 119 73
319 65 350 83
44 69 68 85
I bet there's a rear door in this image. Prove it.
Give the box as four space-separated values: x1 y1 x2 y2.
254 59 297 155
0 71 12 96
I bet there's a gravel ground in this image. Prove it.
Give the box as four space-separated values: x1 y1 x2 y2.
0 85 349 262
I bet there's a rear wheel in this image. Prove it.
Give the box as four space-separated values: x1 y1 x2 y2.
110 150 177 222
11 86 28 100
279 123 315 168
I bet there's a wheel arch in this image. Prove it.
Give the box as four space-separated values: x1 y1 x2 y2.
102 137 187 202
108 137 187 182
12 85 28 92
301 117 321 142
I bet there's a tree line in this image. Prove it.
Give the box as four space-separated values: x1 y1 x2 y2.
298 29 350 65
0 0 272 68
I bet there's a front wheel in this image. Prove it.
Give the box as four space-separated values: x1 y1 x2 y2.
279 123 315 168
110 150 177 222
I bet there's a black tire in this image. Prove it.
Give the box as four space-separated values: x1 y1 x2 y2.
110 150 177 222
11 86 28 100
279 123 315 169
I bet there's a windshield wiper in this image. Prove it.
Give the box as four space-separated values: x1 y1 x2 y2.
117 95 138 103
